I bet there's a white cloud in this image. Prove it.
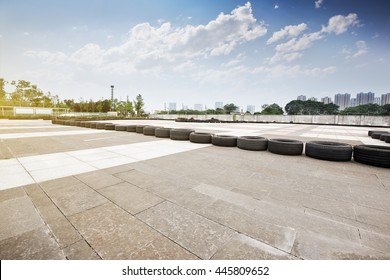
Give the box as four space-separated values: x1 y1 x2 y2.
23 32 30 36
321 13 359 35
274 4 279 9
343 40 368 59
267 23 307 44
26 2 266 75
268 13 359 64
315 0 324 9
24 50 68 65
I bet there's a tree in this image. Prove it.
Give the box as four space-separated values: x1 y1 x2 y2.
133 94 145 116
0 78 6 102
223 103 238 114
261 103 284 115
285 100 339 115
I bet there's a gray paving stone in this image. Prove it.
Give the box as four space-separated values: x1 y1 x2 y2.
98 182 164 214
359 229 390 254
355 205 390 231
291 230 389 260
137 201 235 259
41 180 108 216
69 203 196 259
0 226 65 260
63 239 101 260
75 170 124 190
46 215 83 248
212 233 298 260
0 196 44 241
0 186 26 203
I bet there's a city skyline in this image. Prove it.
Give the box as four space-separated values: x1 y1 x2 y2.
1 0 389 112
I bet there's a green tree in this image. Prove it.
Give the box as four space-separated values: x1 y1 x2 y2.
133 94 145 116
261 103 284 115
223 103 238 114
0 78 6 103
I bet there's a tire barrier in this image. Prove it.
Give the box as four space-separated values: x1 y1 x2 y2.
79 121 87 127
105 124 116 130
96 122 111 129
136 125 146 133
126 125 137 132
305 141 352 161
189 132 213 144
353 145 390 168
237 136 268 151
212 135 237 147
379 133 390 141
155 127 171 138
371 132 384 139
143 126 161 136
368 130 388 136
268 139 304 156
170 129 195 141
115 125 127 131
385 135 390 143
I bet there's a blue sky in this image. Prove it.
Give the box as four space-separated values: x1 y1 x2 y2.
0 0 389 112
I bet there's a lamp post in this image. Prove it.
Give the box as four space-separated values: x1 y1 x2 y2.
110 85 114 111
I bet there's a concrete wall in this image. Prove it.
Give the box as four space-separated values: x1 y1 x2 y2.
150 114 390 127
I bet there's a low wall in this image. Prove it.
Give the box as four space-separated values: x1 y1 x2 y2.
150 114 390 127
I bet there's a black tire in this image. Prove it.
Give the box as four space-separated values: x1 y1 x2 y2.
65 120 73 126
268 139 304 156
89 122 98 129
237 136 268 151
84 122 92 128
212 135 237 147
115 125 127 131
105 124 116 130
143 126 161 136
74 121 81 126
51 119 57 124
79 121 87 127
136 125 146 133
385 135 390 143
368 130 388 136
190 132 213 144
155 128 171 138
96 122 111 129
170 129 195 140
379 133 390 141
305 141 352 161
371 133 383 139
126 125 137 132
353 145 390 168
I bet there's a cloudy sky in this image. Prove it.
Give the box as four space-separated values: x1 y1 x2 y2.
0 0 389 112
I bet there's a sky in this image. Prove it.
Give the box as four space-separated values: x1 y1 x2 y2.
0 0 389 112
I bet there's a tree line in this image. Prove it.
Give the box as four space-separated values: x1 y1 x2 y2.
0 78 146 117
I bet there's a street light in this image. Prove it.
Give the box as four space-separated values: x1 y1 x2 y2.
110 85 114 111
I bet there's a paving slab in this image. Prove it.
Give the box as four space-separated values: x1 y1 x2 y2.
137 201 235 259
75 170 124 190
62 239 101 260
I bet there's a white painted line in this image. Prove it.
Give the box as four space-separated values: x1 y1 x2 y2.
0 139 210 190
0 130 113 140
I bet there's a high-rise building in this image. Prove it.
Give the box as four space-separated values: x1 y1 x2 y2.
350 98 357 107
356 92 375 106
374 97 381 105
194 104 203 111
321 97 332 104
297 95 306 101
246 105 255 114
308 97 318 101
215 102 223 109
381 93 390 105
168 102 176 111
334 93 351 110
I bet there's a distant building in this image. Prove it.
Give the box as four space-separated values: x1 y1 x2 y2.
297 95 306 101
374 97 381 105
321 97 332 104
246 105 255 114
194 104 203 111
356 92 375 106
308 97 318 101
168 102 176 111
381 93 390 105
215 102 224 109
350 98 357 107
334 93 351 110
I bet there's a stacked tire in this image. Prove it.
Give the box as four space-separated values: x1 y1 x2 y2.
354 145 390 168
237 136 268 151
212 135 237 147
170 129 195 140
190 132 213 144
305 141 352 161
268 139 303 156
